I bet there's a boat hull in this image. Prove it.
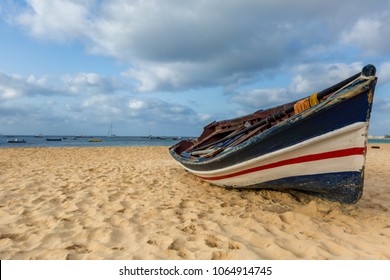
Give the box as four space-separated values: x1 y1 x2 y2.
170 75 376 203
184 123 368 203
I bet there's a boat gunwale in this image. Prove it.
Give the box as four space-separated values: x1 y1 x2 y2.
186 121 368 176
170 76 376 166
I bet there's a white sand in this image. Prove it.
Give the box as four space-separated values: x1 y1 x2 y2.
0 145 389 259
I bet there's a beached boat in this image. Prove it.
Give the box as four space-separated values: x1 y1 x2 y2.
169 65 377 203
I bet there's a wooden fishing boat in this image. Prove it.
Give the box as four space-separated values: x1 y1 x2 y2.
169 65 377 203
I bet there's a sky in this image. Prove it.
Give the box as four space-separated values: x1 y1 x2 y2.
0 0 390 137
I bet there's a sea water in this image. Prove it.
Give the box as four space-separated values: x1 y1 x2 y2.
1 135 388 148
0 135 185 148
367 138 390 144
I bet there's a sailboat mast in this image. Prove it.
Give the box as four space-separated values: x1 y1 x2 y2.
108 123 113 137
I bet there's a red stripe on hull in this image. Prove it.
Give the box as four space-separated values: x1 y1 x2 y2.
198 147 365 181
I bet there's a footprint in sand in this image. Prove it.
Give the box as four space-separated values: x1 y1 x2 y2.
65 244 91 259
205 235 222 248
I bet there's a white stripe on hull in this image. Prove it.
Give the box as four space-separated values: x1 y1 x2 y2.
204 155 364 187
184 122 368 187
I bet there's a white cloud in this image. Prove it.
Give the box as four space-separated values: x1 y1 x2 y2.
127 99 146 110
6 0 388 92
341 13 390 56
125 63 185 92
288 62 363 94
0 84 22 99
64 72 123 94
0 68 204 135
231 88 289 109
378 62 390 85
0 71 57 99
231 62 369 111
15 0 92 42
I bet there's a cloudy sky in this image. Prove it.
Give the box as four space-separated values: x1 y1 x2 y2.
0 0 389 137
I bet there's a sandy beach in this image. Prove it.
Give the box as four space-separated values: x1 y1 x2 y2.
0 144 389 260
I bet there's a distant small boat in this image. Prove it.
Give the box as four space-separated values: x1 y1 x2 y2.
170 64 377 204
7 139 26 143
46 138 62 141
88 138 102 142
149 136 167 140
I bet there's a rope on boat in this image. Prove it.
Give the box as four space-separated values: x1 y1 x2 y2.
293 73 372 115
294 97 310 114
293 92 320 114
309 93 319 106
